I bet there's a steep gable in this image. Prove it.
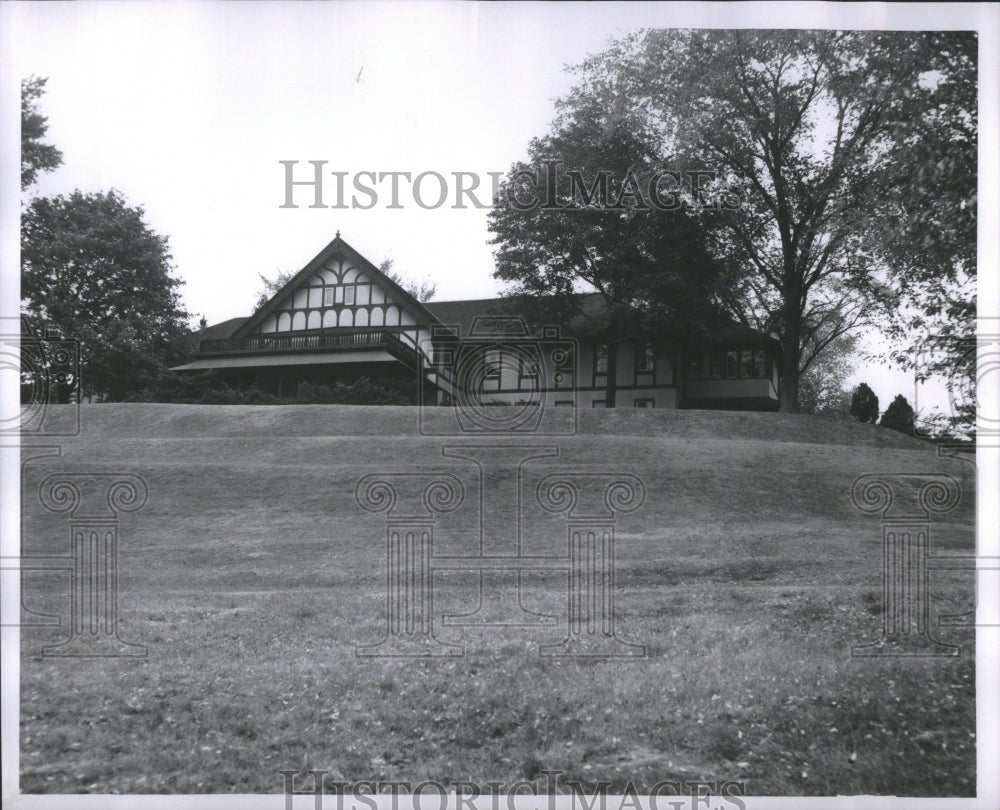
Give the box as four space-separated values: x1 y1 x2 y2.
234 233 440 338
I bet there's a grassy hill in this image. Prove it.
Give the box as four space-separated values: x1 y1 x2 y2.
18 405 976 796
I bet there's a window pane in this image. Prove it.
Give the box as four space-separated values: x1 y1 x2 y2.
710 350 722 378
595 345 608 375
636 344 654 373
754 349 767 377
740 349 752 378
726 349 737 378
344 287 355 305
485 349 500 379
323 287 334 307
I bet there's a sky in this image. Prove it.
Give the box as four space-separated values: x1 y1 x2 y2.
2 1 998 420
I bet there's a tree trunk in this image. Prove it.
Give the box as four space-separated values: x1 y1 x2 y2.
779 298 801 413
779 353 799 413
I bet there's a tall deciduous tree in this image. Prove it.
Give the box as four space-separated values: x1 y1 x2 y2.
21 190 192 401
488 96 738 407
21 76 63 190
865 33 977 432
496 30 975 412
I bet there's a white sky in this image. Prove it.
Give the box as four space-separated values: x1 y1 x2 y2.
2 1 998 418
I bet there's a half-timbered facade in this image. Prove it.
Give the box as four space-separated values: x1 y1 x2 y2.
173 233 781 410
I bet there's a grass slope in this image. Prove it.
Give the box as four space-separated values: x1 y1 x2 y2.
19 405 975 796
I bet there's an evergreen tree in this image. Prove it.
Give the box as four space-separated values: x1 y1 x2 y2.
849 383 880 424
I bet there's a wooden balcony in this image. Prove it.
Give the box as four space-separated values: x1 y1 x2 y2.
198 329 420 367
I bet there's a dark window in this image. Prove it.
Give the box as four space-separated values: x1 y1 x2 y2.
518 353 539 391
432 347 453 369
754 349 767 377
725 349 738 378
484 349 501 380
594 344 609 376
592 399 606 408
554 400 575 408
710 346 768 379
634 398 654 408
636 344 655 374
710 349 723 378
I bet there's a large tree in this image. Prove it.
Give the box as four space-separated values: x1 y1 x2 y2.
21 190 192 401
494 30 976 412
488 91 739 406
21 76 63 190
864 33 977 432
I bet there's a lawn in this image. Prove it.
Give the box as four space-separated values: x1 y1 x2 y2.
17 404 977 796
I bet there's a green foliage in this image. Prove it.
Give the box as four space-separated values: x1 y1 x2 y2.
510 31 975 413
870 34 977 434
879 394 916 436
379 258 436 303
487 77 737 406
21 76 63 190
129 375 414 406
292 378 414 405
488 106 735 338
850 383 880 425
252 268 296 312
21 189 193 401
798 334 858 416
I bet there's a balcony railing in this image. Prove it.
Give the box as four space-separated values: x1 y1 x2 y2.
198 329 420 364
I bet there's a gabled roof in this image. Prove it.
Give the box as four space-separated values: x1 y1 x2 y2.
233 233 442 338
422 298 514 336
425 293 779 348
201 317 249 341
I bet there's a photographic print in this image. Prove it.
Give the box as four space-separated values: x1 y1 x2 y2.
1 2 997 809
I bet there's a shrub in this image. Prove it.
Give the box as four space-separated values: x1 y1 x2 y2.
879 394 916 436
849 382 879 424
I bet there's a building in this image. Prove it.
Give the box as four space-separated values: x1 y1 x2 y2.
172 233 781 410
